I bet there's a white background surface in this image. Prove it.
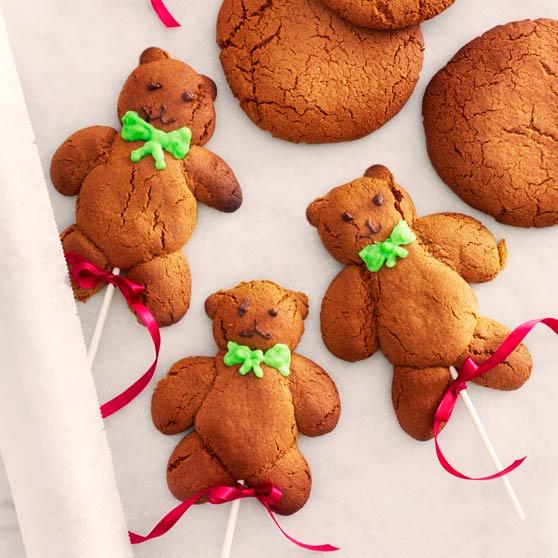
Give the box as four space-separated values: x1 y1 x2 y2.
1 0 558 556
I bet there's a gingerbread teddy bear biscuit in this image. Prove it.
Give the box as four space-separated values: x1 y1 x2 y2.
51 47 242 326
307 165 532 441
151 280 340 515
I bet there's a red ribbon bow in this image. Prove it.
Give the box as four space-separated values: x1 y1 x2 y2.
433 317 558 480
150 0 180 27
65 253 161 419
129 482 339 551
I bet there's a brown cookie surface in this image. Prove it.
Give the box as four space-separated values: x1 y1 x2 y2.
319 0 455 30
217 0 424 143
423 19 558 227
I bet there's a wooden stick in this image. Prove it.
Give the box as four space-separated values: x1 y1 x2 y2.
87 268 120 366
449 366 526 520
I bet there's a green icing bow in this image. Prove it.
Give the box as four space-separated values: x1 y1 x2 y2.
120 110 192 170
359 220 416 272
223 341 291 378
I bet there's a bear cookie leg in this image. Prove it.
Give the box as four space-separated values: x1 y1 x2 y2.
126 251 191 327
392 318 533 441
246 445 311 516
61 224 109 301
392 366 452 441
167 432 235 502
458 317 532 390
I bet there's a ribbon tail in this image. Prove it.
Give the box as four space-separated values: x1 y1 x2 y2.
100 297 160 418
100 356 157 418
262 504 339 552
129 490 208 544
434 432 526 481
150 0 181 27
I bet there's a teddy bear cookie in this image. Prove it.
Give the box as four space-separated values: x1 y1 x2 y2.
217 0 424 143
307 165 532 441
151 280 340 514
423 19 558 228
51 47 242 326
318 0 455 30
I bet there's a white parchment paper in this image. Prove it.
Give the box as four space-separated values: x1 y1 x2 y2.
0 6 133 558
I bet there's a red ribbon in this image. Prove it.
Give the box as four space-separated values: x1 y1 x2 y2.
150 0 180 27
434 317 558 480
129 482 339 551
65 253 161 419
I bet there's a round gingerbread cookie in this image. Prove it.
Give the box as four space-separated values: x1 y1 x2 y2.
318 0 455 30
423 19 558 228
217 0 424 143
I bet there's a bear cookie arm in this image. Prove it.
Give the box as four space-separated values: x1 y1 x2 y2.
413 212 507 283
50 126 117 196
183 146 242 213
289 354 341 437
320 265 379 362
151 356 217 435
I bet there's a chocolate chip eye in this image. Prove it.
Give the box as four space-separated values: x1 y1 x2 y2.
373 194 384 206
238 299 249 317
342 212 354 222
268 308 278 317
147 82 162 91
182 91 197 103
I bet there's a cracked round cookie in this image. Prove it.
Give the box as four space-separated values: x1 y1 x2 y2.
217 0 424 143
423 19 558 228
318 0 455 30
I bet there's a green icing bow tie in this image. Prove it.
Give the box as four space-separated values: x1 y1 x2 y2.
120 110 192 170
359 220 416 272
223 341 291 378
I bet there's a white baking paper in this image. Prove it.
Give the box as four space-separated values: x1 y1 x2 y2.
2 0 558 557
0 6 133 558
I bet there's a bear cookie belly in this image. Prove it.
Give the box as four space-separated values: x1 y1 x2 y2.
195 360 297 480
376 244 479 368
76 138 197 269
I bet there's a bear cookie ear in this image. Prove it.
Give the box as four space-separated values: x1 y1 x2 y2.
139 47 170 65
200 75 218 101
364 164 393 181
204 290 228 319
306 196 326 227
292 291 309 320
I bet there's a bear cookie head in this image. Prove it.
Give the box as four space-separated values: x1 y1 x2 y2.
306 164 416 265
117 46 218 144
205 280 309 352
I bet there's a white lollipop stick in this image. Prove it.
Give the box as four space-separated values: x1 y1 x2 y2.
449 366 526 520
221 495 241 558
87 268 120 366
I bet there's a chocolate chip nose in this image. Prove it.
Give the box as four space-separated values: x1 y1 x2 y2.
365 220 382 235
